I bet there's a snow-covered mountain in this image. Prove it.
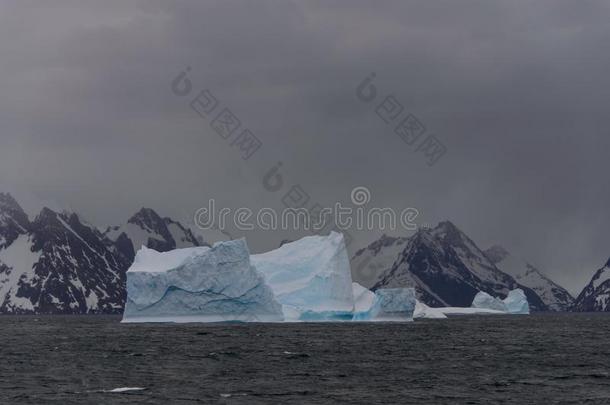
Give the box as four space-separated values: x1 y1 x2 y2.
104 207 207 263
572 258 610 312
352 235 409 289
0 193 30 249
0 205 129 314
0 194 205 314
353 221 548 310
484 245 574 311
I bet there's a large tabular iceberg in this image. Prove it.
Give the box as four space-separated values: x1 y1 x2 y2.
122 239 284 323
251 232 355 320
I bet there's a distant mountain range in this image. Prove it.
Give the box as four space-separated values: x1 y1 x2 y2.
353 221 546 311
0 192 608 313
484 245 574 311
572 258 610 312
352 221 584 312
0 193 204 314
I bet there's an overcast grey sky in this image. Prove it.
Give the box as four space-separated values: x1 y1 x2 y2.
1 0 609 294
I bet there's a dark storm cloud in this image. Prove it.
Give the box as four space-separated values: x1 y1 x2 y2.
1 0 609 293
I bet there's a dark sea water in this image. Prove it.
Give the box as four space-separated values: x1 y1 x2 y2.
1 313 610 404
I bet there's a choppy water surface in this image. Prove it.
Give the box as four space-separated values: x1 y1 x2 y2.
1 313 610 404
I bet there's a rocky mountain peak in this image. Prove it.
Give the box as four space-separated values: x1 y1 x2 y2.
431 220 469 246
128 207 165 230
0 193 30 248
484 245 510 264
0 192 22 211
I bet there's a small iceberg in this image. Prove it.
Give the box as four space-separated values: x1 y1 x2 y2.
503 289 530 314
471 291 509 312
470 288 530 315
413 301 448 319
353 287 416 322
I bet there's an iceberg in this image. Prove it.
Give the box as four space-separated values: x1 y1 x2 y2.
122 239 284 323
469 289 530 315
471 291 509 312
413 301 448 319
353 288 416 321
120 231 528 323
352 282 376 313
438 307 507 316
251 232 355 320
503 288 530 314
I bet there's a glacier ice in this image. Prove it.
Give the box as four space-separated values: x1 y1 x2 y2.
414 301 448 319
437 307 507 316
251 232 355 320
470 289 530 314
471 291 509 312
352 282 376 313
503 288 530 314
122 239 284 323
353 287 416 321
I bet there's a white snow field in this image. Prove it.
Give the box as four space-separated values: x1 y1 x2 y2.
122 239 284 323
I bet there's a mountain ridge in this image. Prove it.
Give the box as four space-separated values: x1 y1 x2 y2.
353 221 551 311
0 194 203 314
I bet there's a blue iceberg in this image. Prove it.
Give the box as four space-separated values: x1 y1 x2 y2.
471 291 508 312
122 239 284 323
251 232 355 321
353 287 416 321
470 289 530 315
503 289 530 314
121 233 418 323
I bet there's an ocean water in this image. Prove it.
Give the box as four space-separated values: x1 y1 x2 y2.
1 313 610 404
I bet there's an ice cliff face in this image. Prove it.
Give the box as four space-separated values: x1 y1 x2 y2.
354 288 417 321
122 239 284 323
352 284 416 321
573 258 610 312
251 232 355 319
